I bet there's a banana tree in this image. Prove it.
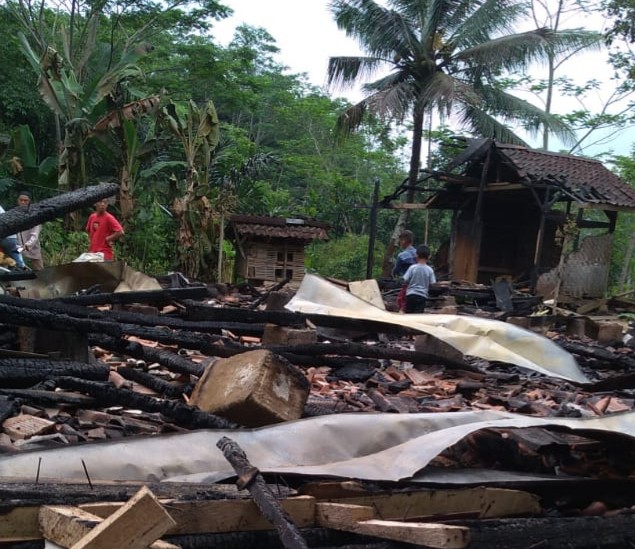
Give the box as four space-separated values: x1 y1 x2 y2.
157 100 220 279
18 32 151 194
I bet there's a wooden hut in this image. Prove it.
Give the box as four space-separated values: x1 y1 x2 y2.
229 214 329 284
420 139 635 298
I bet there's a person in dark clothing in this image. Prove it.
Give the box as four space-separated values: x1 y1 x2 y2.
392 230 417 277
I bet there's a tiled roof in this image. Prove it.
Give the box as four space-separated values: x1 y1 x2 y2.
496 143 635 208
230 214 329 241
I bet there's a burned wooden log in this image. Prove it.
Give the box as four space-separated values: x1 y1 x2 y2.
57 287 210 306
0 358 109 387
217 436 309 549
117 367 189 398
56 377 239 429
183 300 416 335
0 297 121 337
0 183 118 239
88 336 205 377
183 300 307 328
264 342 474 371
0 388 96 407
165 529 380 549
0 395 20 424
558 339 635 370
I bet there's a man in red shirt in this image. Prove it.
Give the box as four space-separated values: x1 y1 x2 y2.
85 199 124 260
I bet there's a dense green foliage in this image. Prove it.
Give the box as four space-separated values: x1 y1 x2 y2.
1 0 634 286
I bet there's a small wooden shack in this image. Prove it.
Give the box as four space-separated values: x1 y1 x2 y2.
229 214 329 285
422 139 635 298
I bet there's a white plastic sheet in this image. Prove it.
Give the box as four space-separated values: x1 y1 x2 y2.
285 274 588 383
0 410 632 483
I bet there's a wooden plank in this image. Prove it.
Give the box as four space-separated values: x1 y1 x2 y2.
350 519 469 548
81 495 316 535
41 486 176 549
0 506 40 541
39 505 178 549
38 504 179 549
328 487 541 520
315 502 375 525
315 503 469 548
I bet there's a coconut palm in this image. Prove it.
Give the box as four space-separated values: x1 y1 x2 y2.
328 0 600 271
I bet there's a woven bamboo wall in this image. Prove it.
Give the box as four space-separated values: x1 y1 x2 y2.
235 240 306 283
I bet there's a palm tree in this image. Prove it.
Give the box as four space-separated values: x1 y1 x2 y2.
327 0 599 272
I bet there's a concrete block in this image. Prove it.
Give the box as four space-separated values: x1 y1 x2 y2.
261 324 317 346
189 349 310 427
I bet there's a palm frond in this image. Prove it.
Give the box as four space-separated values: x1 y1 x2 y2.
455 102 529 145
330 0 418 60
336 100 368 135
365 80 417 122
455 28 602 73
446 0 527 50
327 56 386 89
473 85 577 146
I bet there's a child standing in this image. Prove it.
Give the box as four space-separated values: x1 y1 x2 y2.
402 244 436 314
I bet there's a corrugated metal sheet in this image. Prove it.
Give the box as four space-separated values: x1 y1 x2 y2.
497 144 635 208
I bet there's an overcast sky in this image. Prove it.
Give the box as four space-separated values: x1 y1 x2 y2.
212 0 634 157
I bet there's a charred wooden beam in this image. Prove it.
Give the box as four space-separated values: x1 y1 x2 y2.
117 367 189 398
0 395 20 424
183 300 307 328
264 342 474 371
88 336 205 377
56 377 239 429
0 358 109 387
165 529 380 549
183 301 417 336
217 436 309 549
461 513 635 549
0 481 250 510
56 287 210 306
0 297 121 337
557 339 635 370
0 388 96 407
0 183 118 238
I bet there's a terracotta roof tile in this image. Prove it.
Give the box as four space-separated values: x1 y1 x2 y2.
496 144 635 208
230 215 329 241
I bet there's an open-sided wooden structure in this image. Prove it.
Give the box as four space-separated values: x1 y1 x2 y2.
422 139 635 297
229 215 328 285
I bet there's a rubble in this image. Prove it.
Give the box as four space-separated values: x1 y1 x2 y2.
2 267 635 548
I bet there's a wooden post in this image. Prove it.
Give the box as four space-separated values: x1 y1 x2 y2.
216 436 309 549
217 212 225 283
366 179 380 279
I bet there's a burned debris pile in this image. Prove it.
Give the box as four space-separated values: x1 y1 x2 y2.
2 271 635 548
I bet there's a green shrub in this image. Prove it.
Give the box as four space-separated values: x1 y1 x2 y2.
306 234 385 281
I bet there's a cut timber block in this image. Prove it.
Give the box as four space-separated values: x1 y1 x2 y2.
316 503 469 548
261 324 317 346
3 414 55 440
596 321 624 345
189 349 310 427
414 334 466 365
39 486 176 549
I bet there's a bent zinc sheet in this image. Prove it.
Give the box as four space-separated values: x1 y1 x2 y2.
0 411 634 483
285 274 588 383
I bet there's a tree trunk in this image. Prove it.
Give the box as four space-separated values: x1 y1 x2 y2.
0 182 118 239
381 104 426 277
